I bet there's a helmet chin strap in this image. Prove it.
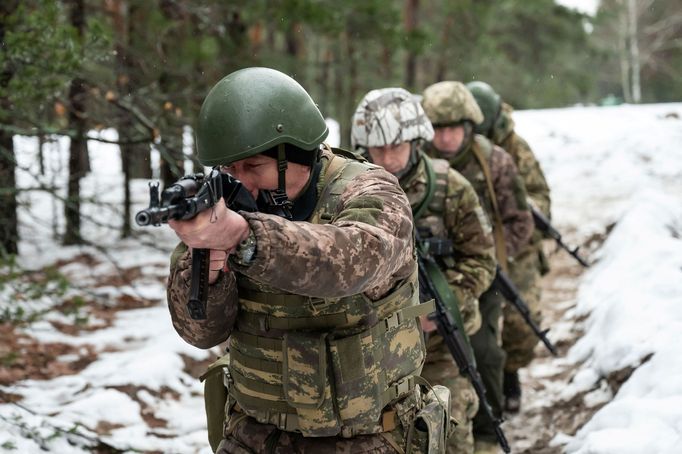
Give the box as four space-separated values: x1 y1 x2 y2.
256 143 293 219
393 141 421 180
277 143 288 194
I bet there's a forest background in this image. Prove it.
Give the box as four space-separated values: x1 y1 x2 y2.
1 0 681 255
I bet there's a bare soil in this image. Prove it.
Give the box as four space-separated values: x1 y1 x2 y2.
504 243 607 453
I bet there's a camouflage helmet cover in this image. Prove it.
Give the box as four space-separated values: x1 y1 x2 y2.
196 67 328 166
466 81 502 136
422 81 484 127
351 87 434 150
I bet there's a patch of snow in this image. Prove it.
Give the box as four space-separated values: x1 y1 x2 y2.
515 104 682 453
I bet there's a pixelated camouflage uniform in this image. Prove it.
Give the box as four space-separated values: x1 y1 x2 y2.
401 145 496 454
493 103 552 373
168 147 433 453
426 135 534 444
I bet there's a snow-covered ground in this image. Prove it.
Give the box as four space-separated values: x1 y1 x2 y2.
1 132 215 453
1 102 681 453
515 103 682 453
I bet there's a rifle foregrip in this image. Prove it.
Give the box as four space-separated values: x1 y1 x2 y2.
188 248 210 320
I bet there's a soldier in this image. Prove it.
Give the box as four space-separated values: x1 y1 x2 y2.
421 81 534 454
165 67 446 453
467 81 552 413
351 87 497 454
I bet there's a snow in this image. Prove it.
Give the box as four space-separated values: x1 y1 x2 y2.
555 0 600 16
2 131 214 453
325 117 341 148
2 102 682 452
514 102 682 453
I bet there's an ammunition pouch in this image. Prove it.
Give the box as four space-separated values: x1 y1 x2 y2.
199 355 231 453
394 383 455 454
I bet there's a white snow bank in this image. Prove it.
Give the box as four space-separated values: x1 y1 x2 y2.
515 103 682 240
513 104 682 453
561 191 682 453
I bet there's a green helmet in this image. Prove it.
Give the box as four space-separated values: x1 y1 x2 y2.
466 81 501 136
196 67 328 166
422 81 484 127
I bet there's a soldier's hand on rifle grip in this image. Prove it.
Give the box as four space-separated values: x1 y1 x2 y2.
419 314 438 333
168 197 250 252
208 249 231 284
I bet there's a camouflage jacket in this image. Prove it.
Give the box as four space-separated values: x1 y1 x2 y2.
493 103 551 218
167 147 429 438
428 135 534 260
400 149 496 334
167 147 416 349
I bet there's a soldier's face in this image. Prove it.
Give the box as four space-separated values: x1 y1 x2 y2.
367 142 411 175
433 125 465 156
221 155 310 200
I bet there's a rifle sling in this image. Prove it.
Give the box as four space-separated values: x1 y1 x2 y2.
470 145 508 272
412 156 437 222
420 252 472 353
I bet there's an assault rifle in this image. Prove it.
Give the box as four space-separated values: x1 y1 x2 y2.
416 231 511 453
531 206 590 268
492 266 558 356
136 169 258 320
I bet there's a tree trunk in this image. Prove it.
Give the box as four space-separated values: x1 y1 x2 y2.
332 39 346 146
109 0 134 237
381 46 393 81
342 28 358 149
0 1 20 257
436 15 454 82
125 4 151 179
404 0 419 90
285 21 305 83
159 135 184 188
628 0 641 103
317 43 332 117
63 0 87 245
619 1 632 103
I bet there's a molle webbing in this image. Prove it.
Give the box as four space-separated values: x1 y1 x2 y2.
228 288 432 437
310 153 370 225
228 151 428 438
471 143 508 271
236 275 419 331
428 161 450 215
229 301 433 432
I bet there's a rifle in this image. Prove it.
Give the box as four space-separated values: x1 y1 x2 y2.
492 265 558 356
531 206 590 268
136 169 258 320
416 231 511 453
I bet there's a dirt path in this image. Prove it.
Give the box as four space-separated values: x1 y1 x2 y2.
503 246 601 453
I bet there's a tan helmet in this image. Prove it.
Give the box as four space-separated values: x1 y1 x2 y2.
422 81 484 127
351 87 434 150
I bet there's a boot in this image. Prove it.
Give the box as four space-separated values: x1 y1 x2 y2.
503 371 521 413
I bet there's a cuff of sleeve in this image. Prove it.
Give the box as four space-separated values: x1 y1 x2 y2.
229 227 257 267
231 212 273 276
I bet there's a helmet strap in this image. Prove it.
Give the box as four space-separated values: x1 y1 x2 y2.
277 143 288 194
256 144 293 219
394 141 421 180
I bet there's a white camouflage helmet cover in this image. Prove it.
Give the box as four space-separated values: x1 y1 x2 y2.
351 87 434 150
